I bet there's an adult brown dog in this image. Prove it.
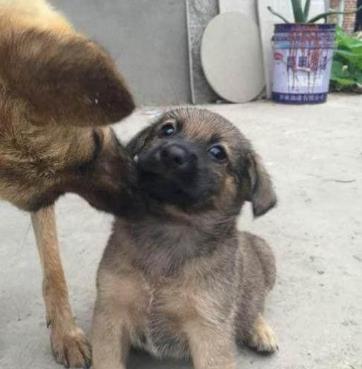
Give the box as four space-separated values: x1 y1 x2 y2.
0 0 135 367
92 108 278 369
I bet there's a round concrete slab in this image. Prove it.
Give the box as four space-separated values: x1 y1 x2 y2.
201 12 265 103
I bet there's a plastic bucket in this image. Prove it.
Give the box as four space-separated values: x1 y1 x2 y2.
272 24 336 104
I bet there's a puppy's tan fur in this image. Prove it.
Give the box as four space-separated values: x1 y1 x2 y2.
92 109 278 369
0 1 135 367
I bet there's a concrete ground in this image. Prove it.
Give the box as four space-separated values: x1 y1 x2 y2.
0 94 361 369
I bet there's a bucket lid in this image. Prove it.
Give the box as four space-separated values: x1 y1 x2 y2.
274 24 336 32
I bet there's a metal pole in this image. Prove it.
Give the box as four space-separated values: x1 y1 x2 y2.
337 0 344 27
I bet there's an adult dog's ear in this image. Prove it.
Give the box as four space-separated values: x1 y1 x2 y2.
0 29 135 126
127 125 154 157
246 152 277 217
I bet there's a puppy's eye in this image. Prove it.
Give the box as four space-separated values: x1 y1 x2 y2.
160 121 176 137
208 145 227 162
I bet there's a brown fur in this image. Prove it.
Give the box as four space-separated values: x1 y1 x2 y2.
0 1 135 367
92 108 278 369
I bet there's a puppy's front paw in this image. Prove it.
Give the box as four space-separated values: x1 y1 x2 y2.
50 325 91 368
246 314 278 354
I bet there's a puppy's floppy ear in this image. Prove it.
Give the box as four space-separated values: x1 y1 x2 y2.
127 125 154 156
0 29 135 126
245 152 277 217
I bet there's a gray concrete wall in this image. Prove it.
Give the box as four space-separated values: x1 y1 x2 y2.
51 0 191 105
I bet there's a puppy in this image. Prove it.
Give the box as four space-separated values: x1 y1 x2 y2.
0 0 135 367
92 108 278 369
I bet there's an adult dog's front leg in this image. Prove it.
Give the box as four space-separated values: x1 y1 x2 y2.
32 205 91 368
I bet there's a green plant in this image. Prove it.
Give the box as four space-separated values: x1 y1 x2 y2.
330 27 362 92
267 0 362 24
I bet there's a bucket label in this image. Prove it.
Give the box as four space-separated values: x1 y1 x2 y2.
272 29 335 98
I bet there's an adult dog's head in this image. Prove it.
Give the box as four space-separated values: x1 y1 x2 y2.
0 0 135 214
128 108 276 217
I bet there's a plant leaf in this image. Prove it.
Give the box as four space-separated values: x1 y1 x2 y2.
291 0 305 22
331 77 355 86
304 0 311 22
308 5 362 23
267 6 290 23
331 28 362 92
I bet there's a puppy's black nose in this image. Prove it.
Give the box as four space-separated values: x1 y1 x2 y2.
160 144 192 169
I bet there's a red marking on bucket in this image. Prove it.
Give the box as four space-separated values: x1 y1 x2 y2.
274 52 283 61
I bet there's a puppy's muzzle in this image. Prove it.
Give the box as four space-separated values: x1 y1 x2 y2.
160 144 195 171
138 142 197 179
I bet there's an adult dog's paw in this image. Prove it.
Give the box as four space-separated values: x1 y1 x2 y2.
50 325 91 368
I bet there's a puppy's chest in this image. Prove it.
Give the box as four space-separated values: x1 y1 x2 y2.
130 221 218 276
131 281 192 359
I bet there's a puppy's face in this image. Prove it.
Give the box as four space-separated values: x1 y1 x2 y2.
128 108 276 216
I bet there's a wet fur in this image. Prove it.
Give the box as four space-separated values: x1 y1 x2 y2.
0 1 135 367
92 108 278 369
